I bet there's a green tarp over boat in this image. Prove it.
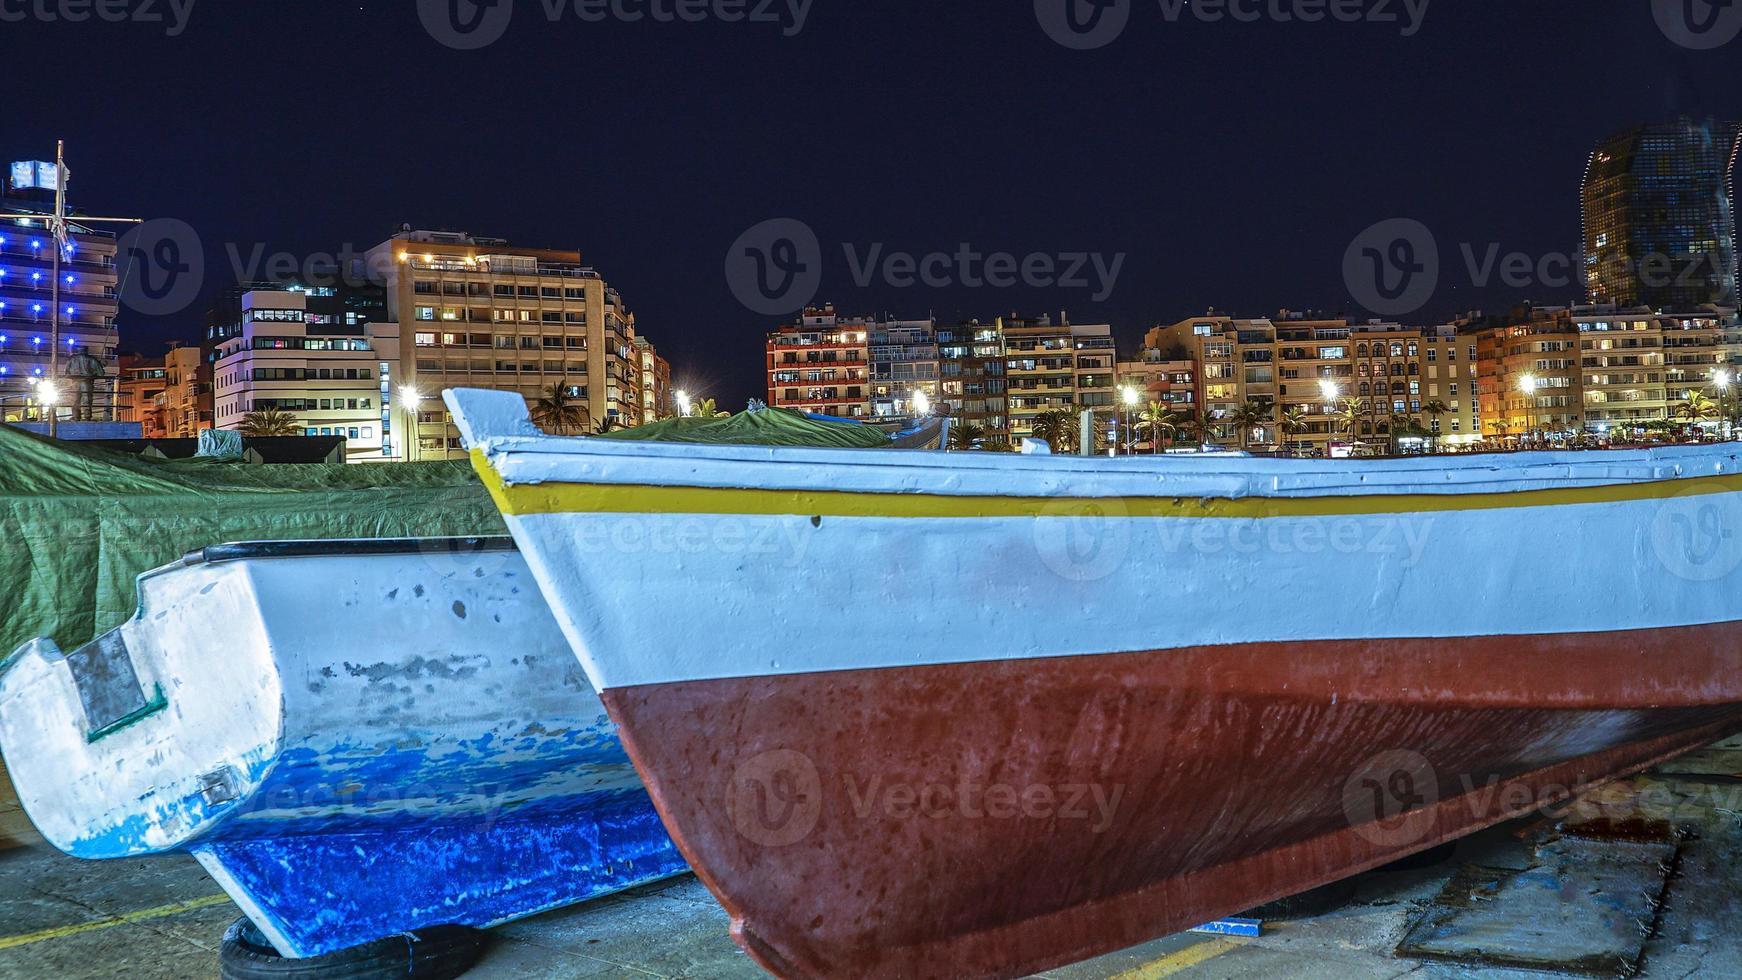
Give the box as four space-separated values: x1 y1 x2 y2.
595 406 893 449
0 424 504 655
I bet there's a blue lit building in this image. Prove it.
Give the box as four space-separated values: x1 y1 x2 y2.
0 166 121 423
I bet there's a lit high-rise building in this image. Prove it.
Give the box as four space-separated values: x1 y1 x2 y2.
1582 117 1742 311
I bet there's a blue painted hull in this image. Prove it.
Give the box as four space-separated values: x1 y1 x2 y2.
0 538 687 958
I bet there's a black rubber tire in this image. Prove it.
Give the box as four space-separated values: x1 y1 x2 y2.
218 917 487 980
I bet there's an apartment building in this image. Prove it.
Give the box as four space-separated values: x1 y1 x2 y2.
1004 314 1115 439
157 343 213 438
938 318 1009 441
1476 305 1742 439
117 353 168 436
0 189 121 423
765 306 871 418
364 229 655 456
1143 311 1484 453
212 290 399 460
869 315 940 419
633 336 672 421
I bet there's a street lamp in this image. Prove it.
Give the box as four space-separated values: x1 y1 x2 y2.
35 380 58 423
399 385 423 462
912 389 932 418
675 389 692 418
1518 374 1539 448
1714 370 1735 440
1119 385 1141 455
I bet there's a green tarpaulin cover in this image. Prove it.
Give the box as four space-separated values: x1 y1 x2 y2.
0 424 505 655
596 407 891 449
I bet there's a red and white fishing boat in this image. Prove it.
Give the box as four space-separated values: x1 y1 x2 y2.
446 387 1742 979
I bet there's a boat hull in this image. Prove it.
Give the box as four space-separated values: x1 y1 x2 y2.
601 636 1742 978
443 387 1742 978
0 539 687 958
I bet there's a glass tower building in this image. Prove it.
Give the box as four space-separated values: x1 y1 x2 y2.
1582 117 1741 311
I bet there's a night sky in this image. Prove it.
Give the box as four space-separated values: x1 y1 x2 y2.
7 1 1736 404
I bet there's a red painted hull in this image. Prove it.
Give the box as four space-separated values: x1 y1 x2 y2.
602 628 1742 978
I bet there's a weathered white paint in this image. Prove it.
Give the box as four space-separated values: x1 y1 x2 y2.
446 387 1742 692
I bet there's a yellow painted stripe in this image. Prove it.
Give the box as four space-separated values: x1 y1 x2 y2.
472 448 1742 520
1110 937 1248 979
0 893 232 951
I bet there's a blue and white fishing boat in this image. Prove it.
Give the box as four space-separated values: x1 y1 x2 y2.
0 537 686 959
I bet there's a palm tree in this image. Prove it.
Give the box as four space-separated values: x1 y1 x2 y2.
592 416 624 435
980 438 1015 453
1422 400 1450 453
1228 400 1270 451
531 381 586 435
1279 406 1310 454
1138 401 1178 454
1027 409 1074 453
1678 390 1718 438
692 397 731 420
1334 397 1367 448
1177 407 1211 448
238 409 301 436
948 422 986 451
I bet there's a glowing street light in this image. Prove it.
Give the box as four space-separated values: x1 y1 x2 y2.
1519 374 1539 395
1714 369 1732 391
1318 379 1341 402
675 389 692 418
1119 385 1141 408
911 389 932 417
399 385 424 463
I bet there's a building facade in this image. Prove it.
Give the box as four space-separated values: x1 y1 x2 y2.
1583 117 1742 311
765 306 871 418
1476 304 1742 440
156 343 213 438
212 290 399 460
117 353 168 437
868 315 940 419
938 318 1009 443
0 179 121 423
1004 314 1115 440
365 229 656 457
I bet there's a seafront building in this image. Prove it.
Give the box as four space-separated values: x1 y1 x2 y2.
0 172 121 423
764 306 872 418
1004 314 1116 441
1582 117 1741 311
212 289 400 460
116 353 167 436
363 228 662 458
1475 304 1742 441
938 318 1010 442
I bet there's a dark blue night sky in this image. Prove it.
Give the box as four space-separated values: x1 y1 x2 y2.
6 1 1735 403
